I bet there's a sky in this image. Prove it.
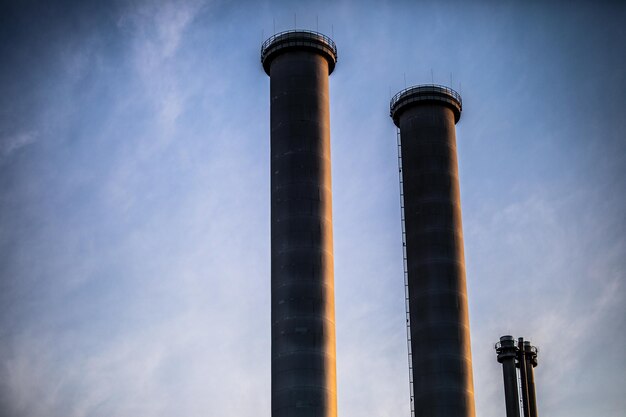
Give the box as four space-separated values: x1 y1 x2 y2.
0 1 624 416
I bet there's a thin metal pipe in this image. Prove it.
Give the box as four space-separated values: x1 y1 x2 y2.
524 341 539 417
518 338 530 417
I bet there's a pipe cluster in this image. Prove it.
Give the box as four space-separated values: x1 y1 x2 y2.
495 336 539 417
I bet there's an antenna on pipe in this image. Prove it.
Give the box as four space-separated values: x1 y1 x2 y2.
294 13 296 29
404 73 407 89
273 18 275 34
316 15 319 32
431 69 434 84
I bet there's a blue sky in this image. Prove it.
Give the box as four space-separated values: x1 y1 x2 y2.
1 1 624 416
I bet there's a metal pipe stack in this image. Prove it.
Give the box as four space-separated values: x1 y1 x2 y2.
495 335 540 417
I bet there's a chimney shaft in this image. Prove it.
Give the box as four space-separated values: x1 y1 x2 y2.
391 85 475 417
262 31 338 417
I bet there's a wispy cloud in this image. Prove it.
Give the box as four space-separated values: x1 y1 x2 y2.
118 1 206 133
0 131 37 162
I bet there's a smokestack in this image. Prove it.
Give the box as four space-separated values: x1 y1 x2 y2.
496 336 521 417
523 341 539 417
495 336 540 417
390 85 475 417
496 336 520 417
261 30 338 417
517 338 531 417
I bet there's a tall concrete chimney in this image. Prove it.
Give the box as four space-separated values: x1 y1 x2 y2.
390 85 476 417
261 30 338 417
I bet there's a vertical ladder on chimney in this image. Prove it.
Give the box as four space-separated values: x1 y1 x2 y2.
396 127 415 417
